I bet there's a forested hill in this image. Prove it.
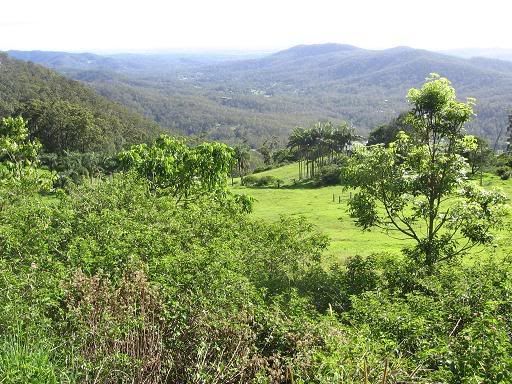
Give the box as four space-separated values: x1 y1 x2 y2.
0 53 161 153
216 44 512 94
8 45 512 148
205 44 512 144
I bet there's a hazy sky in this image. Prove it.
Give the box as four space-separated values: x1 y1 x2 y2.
1 0 511 52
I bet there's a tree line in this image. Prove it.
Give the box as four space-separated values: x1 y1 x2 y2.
287 121 354 179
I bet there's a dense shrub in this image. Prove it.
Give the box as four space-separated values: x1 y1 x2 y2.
344 256 512 383
1 172 511 382
1 119 511 382
495 154 512 180
253 165 275 174
313 164 342 186
496 166 511 180
496 153 512 168
39 151 117 189
243 174 283 187
61 269 169 383
0 174 336 382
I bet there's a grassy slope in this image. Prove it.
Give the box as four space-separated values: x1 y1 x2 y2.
233 164 512 263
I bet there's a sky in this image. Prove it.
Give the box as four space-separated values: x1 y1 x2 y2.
1 0 512 53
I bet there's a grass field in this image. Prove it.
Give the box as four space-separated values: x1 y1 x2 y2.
232 163 512 263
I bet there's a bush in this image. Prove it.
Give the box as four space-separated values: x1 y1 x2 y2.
345 254 379 295
495 154 512 180
252 165 274 174
0 174 336 382
243 174 283 187
2 137 512 382
344 256 512 383
496 153 512 168
313 156 349 187
298 255 380 314
61 269 170 382
313 164 342 186
496 166 511 180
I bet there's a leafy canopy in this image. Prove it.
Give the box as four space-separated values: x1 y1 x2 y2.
343 74 508 268
118 135 235 202
0 117 54 200
0 116 41 177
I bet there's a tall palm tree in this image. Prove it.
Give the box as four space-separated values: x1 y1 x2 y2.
333 122 354 155
287 120 354 180
233 145 251 185
288 127 307 179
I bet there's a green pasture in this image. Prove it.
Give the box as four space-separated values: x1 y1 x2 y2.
233 164 512 263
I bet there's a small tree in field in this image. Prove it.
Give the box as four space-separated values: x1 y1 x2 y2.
343 74 508 269
462 136 493 176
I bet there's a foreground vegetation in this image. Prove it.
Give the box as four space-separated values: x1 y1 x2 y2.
1 75 511 383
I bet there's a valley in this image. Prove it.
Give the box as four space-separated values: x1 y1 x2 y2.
8 44 512 148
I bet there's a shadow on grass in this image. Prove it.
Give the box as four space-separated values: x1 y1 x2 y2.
281 180 318 189
240 180 320 190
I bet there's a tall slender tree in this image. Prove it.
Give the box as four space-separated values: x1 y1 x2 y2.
343 74 508 270
233 145 251 185
507 112 512 152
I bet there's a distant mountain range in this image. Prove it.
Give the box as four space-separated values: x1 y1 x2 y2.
441 48 512 62
7 44 512 148
6 50 267 74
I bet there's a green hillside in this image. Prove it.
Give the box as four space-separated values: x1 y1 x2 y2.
0 53 161 152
